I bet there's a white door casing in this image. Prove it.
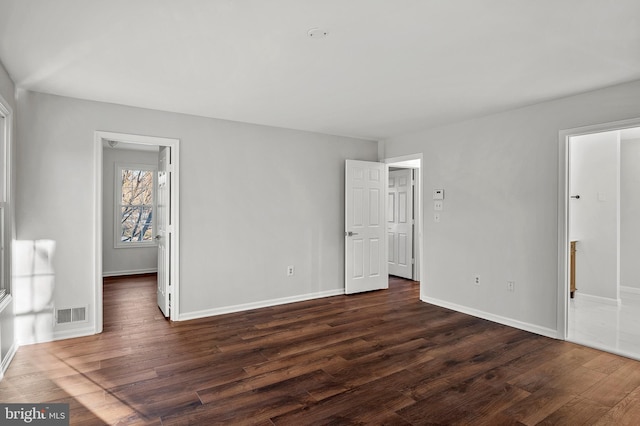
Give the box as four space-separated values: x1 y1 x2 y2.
95 131 180 332
345 160 388 294
388 169 414 279
557 117 640 341
157 146 171 317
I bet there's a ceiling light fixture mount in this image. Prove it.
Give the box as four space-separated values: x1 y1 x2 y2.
307 28 329 38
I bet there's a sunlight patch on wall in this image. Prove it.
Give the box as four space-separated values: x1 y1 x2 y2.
13 239 56 344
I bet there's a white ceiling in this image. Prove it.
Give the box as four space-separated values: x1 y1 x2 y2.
1 0 639 140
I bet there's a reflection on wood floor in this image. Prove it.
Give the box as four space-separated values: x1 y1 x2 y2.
3 274 640 424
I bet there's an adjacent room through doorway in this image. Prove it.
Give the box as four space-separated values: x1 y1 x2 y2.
386 156 422 286
94 131 181 332
566 124 640 360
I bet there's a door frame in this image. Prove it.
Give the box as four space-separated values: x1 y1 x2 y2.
387 168 415 279
557 117 640 340
384 154 424 290
94 131 180 331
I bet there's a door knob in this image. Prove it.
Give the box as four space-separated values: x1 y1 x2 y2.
155 235 161 240
345 231 359 237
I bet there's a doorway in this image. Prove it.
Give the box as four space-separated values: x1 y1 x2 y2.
102 142 159 277
343 155 423 295
94 131 180 332
559 118 640 360
386 155 422 286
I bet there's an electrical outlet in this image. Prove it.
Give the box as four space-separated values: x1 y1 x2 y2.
474 274 480 286
507 281 515 292
287 265 294 276
434 201 443 211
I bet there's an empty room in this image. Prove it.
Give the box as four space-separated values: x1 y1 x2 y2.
1 1 640 424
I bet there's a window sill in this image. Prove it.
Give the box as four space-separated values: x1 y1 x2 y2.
114 243 158 249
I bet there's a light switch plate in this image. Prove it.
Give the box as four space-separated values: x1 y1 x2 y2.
433 189 444 200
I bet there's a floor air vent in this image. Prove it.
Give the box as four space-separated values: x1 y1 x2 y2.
56 307 87 324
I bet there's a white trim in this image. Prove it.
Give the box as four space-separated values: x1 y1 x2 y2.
424 296 560 339
0 91 12 203
621 286 640 295
103 268 158 277
19 331 95 345
558 116 640 341
384 153 424 288
178 289 344 322
52 326 97 342
0 92 12 303
574 292 621 306
95 131 181 333
0 293 11 313
0 340 17 379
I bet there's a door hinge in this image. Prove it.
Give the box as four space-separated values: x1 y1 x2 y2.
411 258 415 264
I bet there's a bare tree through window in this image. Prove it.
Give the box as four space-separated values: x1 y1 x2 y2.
117 166 155 244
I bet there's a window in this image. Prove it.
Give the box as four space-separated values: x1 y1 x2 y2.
115 164 156 248
0 96 10 302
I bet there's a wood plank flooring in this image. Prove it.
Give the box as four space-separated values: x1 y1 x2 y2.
2 275 640 424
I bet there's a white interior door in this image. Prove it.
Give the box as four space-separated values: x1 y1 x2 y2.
388 169 414 279
345 160 388 294
157 146 171 316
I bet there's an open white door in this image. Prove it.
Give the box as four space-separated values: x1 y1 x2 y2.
345 160 388 294
388 169 414 279
157 146 171 316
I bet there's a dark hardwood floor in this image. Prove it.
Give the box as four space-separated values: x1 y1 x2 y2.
2 275 640 425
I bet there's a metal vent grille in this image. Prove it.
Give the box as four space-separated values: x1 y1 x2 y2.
56 307 87 324
57 309 72 324
72 307 86 322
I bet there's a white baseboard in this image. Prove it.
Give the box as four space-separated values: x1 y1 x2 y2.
53 326 97 342
574 292 621 306
0 340 18 380
178 288 344 321
621 286 640 296
422 296 560 339
103 268 157 277
18 326 97 346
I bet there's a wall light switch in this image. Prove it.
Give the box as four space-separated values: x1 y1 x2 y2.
433 189 444 200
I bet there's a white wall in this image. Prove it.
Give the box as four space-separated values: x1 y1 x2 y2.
102 147 159 276
569 131 620 301
383 79 640 335
621 138 640 291
15 90 378 341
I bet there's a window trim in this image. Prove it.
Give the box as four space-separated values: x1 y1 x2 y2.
0 93 11 303
114 162 157 249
